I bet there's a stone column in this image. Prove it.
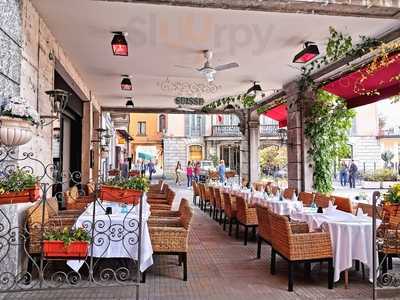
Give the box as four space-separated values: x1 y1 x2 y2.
81 101 91 184
248 111 260 184
92 108 100 183
285 82 314 192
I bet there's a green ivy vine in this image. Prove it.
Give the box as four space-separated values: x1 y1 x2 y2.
304 90 355 193
201 94 256 113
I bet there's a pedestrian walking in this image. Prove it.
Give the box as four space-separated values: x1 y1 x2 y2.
175 161 182 185
348 160 358 188
186 161 193 187
148 160 155 181
140 160 146 177
218 160 226 183
339 161 348 187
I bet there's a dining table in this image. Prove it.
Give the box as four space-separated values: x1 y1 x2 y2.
290 207 381 283
67 197 154 273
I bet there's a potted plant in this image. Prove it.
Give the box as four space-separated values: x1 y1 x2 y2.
100 176 149 204
378 168 398 189
382 183 400 222
361 172 381 189
0 168 40 204
0 96 40 146
43 227 90 258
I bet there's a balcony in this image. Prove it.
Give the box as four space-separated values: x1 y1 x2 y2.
378 128 400 138
211 125 280 137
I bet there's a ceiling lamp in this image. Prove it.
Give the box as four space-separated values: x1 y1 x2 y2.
292 42 319 63
111 31 128 56
125 97 134 109
121 75 132 91
224 104 235 111
246 81 262 95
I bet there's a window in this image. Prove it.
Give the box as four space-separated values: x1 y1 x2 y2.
137 121 146 136
159 114 167 132
189 145 203 161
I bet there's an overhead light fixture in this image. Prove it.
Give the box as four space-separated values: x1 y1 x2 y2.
125 97 134 109
292 42 319 63
224 104 235 111
111 31 128 56
121 75 132 91
246 81 262 95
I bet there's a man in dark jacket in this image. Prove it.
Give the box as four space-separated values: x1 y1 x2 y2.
348 160 358 189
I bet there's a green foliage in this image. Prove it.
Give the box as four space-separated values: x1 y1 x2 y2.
381 150 395 168
259 146 287 170
363 169 398 182
201 94 256 112
326 27 353 61
208 154 219 168
385 183 400 204
304 90 355 193
44 227 91 245
104 176 149 192
0 168 37 194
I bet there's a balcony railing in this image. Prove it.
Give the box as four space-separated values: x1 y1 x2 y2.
211 125 241 137
378 128 400 138
211 124 280 137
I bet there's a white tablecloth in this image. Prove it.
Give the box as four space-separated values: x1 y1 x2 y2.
256 198 303 215
67 198 153 272
290 208 380 282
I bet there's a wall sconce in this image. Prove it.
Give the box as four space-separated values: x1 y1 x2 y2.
40 89 70 126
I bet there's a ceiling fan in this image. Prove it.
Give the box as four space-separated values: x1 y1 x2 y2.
175 50 239 82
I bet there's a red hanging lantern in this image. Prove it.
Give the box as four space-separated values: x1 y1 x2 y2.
111 32 128 56
293 42 319 63
121 76 132 91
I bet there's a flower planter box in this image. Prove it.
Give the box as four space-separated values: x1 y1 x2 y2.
382 181 398 189
43 240 89 258
128 170 140 177
0 184 40 205
0 116 33 146
361 181 381 189
100 185 141 205
108 170 120 177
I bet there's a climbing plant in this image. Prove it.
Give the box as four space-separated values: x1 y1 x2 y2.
201 94 256 112
304 90 355 193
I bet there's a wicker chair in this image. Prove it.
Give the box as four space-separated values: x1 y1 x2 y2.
256 204 272 258
379 215 400 275
269 211 334 291
149 190 176 211
147 183 169 199
150 198 189 219
213 187 224 223
149 180 164 193
298 192 314 206
65 185 95 211
332 196 352 213
207 186 216 218
357 203 382 218
149 203 193 281
315 193 333 208
198 183 210 212
192 181 200 205
148 187 172 204
270 186 280 197
235 196 258 245
222 192 236 235
283 188 296 200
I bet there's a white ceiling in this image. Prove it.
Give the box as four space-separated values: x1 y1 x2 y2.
32 0 399 109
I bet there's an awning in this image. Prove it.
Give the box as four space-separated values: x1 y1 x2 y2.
322 52 400 108
264 104 287 128
116 129 134 141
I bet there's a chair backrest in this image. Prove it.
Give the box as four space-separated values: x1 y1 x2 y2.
283 188 296 200
222 192 234 217
269 211 291 258
235 196 248 223
298 192 313 206
315 193 332 208
208 186 216 206
271 186 280 196
333 196 352 213
167 189 176 205
86 182 96 194
214 187 223 208
192 181 199 196
178 198 189 214
180 201 194 229
256 204 271 242
198 183 206 200
357 202 382 218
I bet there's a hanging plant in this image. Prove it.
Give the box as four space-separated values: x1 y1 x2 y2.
304 90 355 193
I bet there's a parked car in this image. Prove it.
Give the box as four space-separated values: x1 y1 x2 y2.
198 160 214 182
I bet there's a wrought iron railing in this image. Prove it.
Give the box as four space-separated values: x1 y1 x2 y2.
211 124 280 137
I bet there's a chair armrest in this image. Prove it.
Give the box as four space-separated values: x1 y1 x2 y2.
151 210 180 217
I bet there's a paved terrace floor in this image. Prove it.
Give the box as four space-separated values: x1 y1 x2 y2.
1 183 392 300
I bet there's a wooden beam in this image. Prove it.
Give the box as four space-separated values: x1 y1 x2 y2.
97 0 400 19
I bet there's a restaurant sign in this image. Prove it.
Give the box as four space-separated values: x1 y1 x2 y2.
175 97 204 106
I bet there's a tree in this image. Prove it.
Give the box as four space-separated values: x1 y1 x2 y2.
259 146 287 174
381 150 394 169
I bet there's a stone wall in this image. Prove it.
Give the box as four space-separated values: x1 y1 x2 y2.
163 136 203 178
349 136 383 173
